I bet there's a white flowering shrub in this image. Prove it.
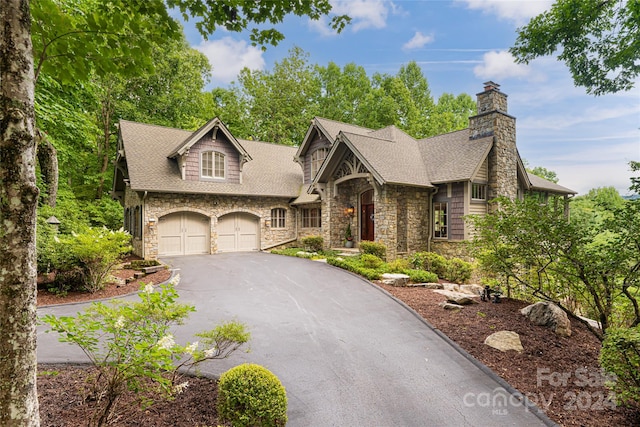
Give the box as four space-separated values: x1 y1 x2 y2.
42 282 250 426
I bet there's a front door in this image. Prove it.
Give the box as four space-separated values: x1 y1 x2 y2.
360 189 374 241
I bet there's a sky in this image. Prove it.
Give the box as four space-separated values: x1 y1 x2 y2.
177 0 639 196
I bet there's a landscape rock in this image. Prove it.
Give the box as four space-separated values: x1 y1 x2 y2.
459 284 484 295
421 282 444 289
521 302 572 337
439 302 465 310
442 283 460 292
484 331 523 352
381 273 410 287
433 289 478 305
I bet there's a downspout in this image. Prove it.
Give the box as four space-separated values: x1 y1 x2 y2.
427 186 439 253
142 191 148 259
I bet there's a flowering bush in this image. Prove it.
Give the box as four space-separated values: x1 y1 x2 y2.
42 278 250 426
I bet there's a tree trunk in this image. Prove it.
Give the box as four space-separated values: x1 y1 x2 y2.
96 87 113 199
36 129 58 207
0 0 41 426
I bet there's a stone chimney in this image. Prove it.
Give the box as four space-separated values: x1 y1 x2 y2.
469 81 518 201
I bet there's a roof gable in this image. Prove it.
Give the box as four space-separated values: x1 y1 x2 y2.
295 116 373 161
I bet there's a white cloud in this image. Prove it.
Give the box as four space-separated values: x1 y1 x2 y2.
474 50 530 80
310 0 395 35
402 32 434 51
195 37 265 84
461 0 553 25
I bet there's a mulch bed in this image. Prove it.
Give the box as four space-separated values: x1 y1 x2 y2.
378 283 640 427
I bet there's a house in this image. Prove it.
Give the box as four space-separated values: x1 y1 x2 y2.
112 82 575 260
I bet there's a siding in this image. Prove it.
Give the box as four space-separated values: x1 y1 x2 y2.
303 132 332 184
184 131 240 183
434 182 465 241
474 157 488 182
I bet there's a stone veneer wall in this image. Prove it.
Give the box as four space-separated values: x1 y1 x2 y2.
124 188 296 259
431 240 473 262
124 187 144 256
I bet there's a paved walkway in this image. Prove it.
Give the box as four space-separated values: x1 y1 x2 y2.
37 252 553 426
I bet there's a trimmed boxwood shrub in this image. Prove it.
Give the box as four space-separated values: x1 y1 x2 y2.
410 252 447 277
402 269 438 284
301 235 323 252
359 241 386 260
326 257 381 281
447 257 473 284
217 363 288 427
600 326 640 405
360 254 384 269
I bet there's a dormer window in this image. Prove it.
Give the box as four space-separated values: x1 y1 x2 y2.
202 151 225 179
311 148 328 178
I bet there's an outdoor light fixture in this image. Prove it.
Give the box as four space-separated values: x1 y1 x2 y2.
346 205 355 217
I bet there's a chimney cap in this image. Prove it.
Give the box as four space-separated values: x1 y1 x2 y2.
483 81 501 91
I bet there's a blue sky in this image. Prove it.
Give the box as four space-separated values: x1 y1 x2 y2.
178 0 639 196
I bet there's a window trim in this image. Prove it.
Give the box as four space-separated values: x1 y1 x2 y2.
310 148 328 178
270 208 286 229
471 182 487 201
201 150 226 180
301 208 322 228
433 202 448 239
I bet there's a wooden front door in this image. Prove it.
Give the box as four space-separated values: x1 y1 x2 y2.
360 189 374 241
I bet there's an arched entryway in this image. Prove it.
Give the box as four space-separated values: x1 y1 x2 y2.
158 211 210 256
217 212 260 252
360 189 374 241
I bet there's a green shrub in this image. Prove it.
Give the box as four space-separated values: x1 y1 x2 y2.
403 269 438 284
301 235 323 252
126 259 161 270
387 258 411 273
56 228 132 293
447 258 473 284
218 363 288 427
410 252 447 277
359 241 387 260
600 326 640 405
360 254 383 269
326 257 381 281
49 267 85 295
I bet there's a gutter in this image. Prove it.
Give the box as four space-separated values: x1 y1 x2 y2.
427 186 439 252
142 191 148 259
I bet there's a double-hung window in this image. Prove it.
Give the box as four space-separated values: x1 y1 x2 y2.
271 208 286 228
310 148 328 177
301 208 321 228
201 151 225 179
434 202 448 238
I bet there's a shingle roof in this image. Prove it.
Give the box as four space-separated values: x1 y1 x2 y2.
119 120 302 197
527 173 577 195
418 130 493 183
315 117 372 141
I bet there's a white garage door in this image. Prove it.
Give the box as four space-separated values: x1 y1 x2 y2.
158 212 210 256
217 212 259 252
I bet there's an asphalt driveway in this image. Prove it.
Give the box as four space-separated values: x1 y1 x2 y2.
38 252 553 426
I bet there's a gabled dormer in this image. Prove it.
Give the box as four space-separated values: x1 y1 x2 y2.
168 117 252 184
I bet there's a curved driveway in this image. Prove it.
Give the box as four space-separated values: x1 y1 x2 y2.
38 252 552 426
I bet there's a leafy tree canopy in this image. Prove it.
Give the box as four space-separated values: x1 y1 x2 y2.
511 0 640 95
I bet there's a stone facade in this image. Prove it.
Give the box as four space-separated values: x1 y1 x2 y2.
124 187 296 259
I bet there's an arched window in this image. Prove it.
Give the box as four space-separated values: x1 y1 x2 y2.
310 148 328 177
201 151 225 179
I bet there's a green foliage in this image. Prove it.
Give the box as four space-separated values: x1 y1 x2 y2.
301 235 323 252
359 241 387 260
344 223 353 240
402 269 438 284
447 258 473 284
326 257 381 281
56 228 132 293
528 166 559 184
511 0 640 94
410 252 447 278
360 254 384 269
43 281 250 426
387 258 411 273
126 260 161 269
217 363 288 427
600 326 640 405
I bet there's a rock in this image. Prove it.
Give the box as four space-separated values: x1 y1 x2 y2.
521 302 572 337
313 258 327 263
381 273 410 287
459 284 484 295
442 283 460 292
421 282 444 289
439 302 465 310
484 331 523 352
433 289 478 305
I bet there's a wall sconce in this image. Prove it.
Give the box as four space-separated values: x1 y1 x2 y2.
148 217 156 229
345 205 355 217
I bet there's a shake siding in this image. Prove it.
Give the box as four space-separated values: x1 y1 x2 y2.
184 132 240 183
303 133 331 183
450 182 465 240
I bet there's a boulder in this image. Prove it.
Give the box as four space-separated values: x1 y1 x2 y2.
442 283 460 292
439 302 465 310
433 289 478 305
484 331 523 352
421 282 444 289
381 273 410 287
459 284 485 295
521 302 571 337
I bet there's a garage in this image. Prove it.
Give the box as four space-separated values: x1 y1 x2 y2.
217 212 260 252
158 212 210 256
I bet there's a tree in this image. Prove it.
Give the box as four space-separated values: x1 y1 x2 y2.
316 62 372 124
0 1 40 425
1 1 349 424
428 93 476 136
511 0 640 95
529 166 559 183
